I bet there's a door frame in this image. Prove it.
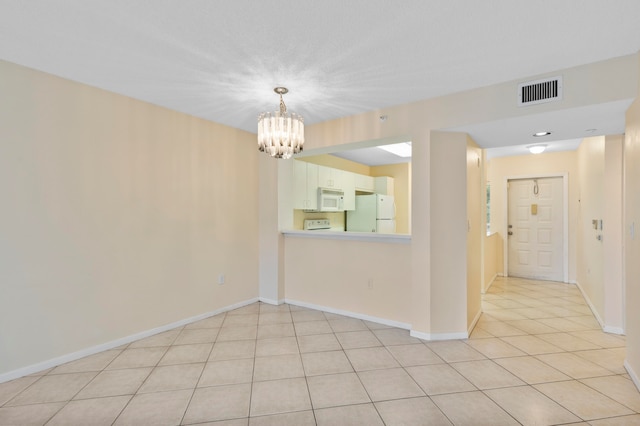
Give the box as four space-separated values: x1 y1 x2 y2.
503 173 569 283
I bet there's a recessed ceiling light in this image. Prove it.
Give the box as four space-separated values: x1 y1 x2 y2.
527 144 547 154
378 142 412 157
533 131 551 137
585 128 597 133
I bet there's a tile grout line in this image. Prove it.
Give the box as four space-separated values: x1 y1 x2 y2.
177 313 225 426
293 309 318 425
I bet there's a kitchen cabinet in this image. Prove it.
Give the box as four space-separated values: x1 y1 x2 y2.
293 160 319 210
355 174 375 192
318 165 343 189
375 176 394 195
342 171 356 210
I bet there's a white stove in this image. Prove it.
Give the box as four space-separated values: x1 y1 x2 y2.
304 219 331 230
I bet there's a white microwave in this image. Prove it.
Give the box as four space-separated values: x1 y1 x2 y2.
318 188 344 212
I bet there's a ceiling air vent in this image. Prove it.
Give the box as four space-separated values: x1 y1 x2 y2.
518 76 562 106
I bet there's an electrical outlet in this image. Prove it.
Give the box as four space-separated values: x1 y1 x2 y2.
218 274 225 285
367 279 374 289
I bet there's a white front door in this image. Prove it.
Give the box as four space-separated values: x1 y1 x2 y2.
507 177 564 281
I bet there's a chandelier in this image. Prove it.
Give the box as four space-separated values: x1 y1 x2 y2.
258 87 304 159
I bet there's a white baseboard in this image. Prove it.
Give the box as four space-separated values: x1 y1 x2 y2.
259 297 285 306
625 360 640 392
574 281 625 335
284 299 471 342
574 281 606 330
481 272 504 294
468 308 483 336
482 273 498 294
603 325 625 335
0 297 259 384
284 299 411 330
409 330 469 341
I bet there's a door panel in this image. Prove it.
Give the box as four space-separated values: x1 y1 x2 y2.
508 177 563 281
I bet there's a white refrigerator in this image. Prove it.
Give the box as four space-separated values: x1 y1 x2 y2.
346 194 396 233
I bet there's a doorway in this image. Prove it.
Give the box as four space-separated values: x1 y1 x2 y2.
505 174 568 282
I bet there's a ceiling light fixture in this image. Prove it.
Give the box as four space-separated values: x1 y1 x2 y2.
528 144 547 154
378 142 412 157
257 87 304 159
533 131 551 137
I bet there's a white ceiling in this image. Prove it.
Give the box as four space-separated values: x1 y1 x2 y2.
1 1 640 161
331 145 412 167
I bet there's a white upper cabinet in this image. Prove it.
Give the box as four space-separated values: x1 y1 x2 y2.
318 165 343 189
355 174 375 192
342 171 356 210
293 160 319 210
294 162 388 211
374 176 395 195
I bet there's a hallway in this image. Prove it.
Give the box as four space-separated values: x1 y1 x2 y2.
0 277 638 425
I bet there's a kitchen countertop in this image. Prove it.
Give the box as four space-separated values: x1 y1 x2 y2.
282 229 411 243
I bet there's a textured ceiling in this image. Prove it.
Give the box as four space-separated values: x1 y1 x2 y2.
1 1 640 148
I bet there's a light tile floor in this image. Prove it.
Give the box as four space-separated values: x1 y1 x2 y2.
1 276 639 425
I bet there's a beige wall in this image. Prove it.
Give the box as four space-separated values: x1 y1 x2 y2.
603 135 625 332
260 157 286 303
624 61 640 388
576 137 605 317
0 60 259 377
429 132 468 335
487 136 625 332
371 163 411 234
284 236 412 324
466 137 483 329
573 134 625 333
484 233 502 291
486 151 579 281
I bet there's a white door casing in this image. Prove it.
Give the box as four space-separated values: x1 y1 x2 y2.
504 174 569 282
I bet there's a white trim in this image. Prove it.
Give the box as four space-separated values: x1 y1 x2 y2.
0 297 259 384
409 330 469 341
482 273 498 294
575 281 625 336
603 326 625 335
468 309 483 336
284 299 411 330
625 360 640 392
575 281 605 329
259 297 284 306
503 173 569 283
